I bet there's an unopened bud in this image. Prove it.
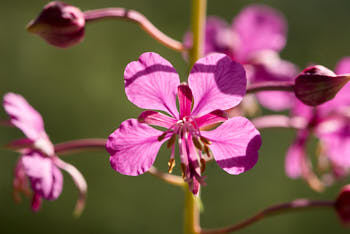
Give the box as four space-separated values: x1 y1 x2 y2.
27 1 85 48
335 185 350 226
294 65 350 106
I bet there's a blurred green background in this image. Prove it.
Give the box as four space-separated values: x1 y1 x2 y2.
1 0 350 233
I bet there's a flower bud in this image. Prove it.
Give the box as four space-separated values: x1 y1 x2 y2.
27 1 85 48
294 65 350 106
335 185 350 225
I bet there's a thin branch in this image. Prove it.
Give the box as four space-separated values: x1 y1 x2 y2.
54 138 185 186
251 115 307 130
148 166 185 187
84 8 185 52
54 138 107 155
247 81 294 94
200 199 335 234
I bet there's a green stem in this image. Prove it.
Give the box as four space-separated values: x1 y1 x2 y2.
190 0 207 66
185 1 206 233
184 185 200 234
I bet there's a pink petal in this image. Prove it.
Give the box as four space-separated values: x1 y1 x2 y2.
138 110 177 128
21 151 63 200
335 57 350 75
3 93 45 141
178 84 193 119
292 99 314 121
232 4 287 62
107 119 166 176
31 193 42 212
319 57 350 112
194 109 228 128
317 118 350 167
285 138 305 178
250 53 298 111
124 52 180 118
285 130 311 178
188 53 246 117
201 117 261 174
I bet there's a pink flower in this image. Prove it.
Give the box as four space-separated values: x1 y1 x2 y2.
184 5 298 112
106 52 262 195
3 93 86 215
285 58 350 190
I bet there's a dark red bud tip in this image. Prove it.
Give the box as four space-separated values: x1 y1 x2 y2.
294 65 350 106
335 185 350 226
27 1 85 48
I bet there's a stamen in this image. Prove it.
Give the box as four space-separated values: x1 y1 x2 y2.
168 158 176 173
200 158 206 173
157 132 167 141
192 136 203 151
200 136 212 145
204 145 212 158
167 134 177 148
181 163 187 178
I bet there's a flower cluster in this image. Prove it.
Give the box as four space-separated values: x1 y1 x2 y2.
3 0 350 232
183 5 298 112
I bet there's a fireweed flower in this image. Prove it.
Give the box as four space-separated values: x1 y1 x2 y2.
183 5 298 112
286 58 350 190
3 93 87 214
27 1 85 48
106 52 261 195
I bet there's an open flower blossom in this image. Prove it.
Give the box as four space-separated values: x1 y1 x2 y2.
285 58 350 191
106 52 262 195
3 93 87 215
183 4 298 112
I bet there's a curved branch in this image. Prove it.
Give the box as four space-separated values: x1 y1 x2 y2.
84 8 185 52
54 138 185 186
247 81 294 94
54 138 107 155
148 166 185 187
200 199 334 234
251 115 307 130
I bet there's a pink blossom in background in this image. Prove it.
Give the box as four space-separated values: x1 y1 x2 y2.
285 58 350 189
3 93 86 213
106 52 261 195
184 4 298 111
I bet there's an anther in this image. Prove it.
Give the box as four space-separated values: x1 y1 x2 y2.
192 137 203 151
168 158 176 173
200 136 212 145
157 132 167 141
167 134 177 148
200 158 206 173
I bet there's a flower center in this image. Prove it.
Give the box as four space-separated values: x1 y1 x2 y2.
162 115 211 190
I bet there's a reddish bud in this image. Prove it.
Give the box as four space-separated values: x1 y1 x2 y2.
27 1 85 48
335 185 350 226
294 65 350 106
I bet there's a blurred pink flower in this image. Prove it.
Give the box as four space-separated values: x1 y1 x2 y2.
285 58 350 190
3 93 86 214
106 52 261 195
184 5 298 111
